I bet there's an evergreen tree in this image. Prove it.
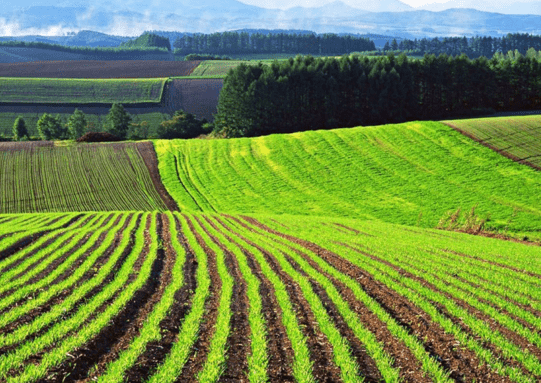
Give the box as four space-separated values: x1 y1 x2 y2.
12 116 28 141
37 113 65 140
105 104 131 140
67 109 88 140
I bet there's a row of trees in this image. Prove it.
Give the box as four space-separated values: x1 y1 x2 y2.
0 40 170 58
214 52 541 137
10 104 208 142
174 32 375 55
390 33 541 59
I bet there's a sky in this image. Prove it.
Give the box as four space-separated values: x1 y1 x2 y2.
237 0 450 8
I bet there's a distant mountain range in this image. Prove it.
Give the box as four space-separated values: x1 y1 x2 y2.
0 1 541 39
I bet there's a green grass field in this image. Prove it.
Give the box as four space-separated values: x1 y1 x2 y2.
189 60 250 78
444 115 541 168
155 121 541 237
0 78 167 104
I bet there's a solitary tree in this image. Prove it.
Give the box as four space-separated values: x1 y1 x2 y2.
67 109 88 139
105 103 131 140
37 113 65 140
12 116 28 141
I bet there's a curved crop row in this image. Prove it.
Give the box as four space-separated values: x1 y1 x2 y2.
1 212 540 382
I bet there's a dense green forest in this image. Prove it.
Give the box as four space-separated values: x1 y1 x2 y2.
214 52 541 137
394 33 541 58
173 32 376 55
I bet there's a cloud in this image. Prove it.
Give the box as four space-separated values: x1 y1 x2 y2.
0 18 75 36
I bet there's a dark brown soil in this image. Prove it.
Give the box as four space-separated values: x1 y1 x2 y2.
212 216 296 382
123 214 198 381
0 214 139 354
0 60 200 79
222 217 344 383
194 216 250 383
0 214 84 263
0 214 117 311
239 215 513 383
175 215 222 382
375 252 541 368
36 214 159 382
74 214 173 383
194 227 247 379
282 252 384 383
136 142 179 211
343 243 531 382
0 141 54 152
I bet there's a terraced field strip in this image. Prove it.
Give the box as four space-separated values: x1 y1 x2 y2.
1 212 540 382
156 121 541 237
188 60 248 78
443 115 541 169
0 78 167 104
0 142 172 213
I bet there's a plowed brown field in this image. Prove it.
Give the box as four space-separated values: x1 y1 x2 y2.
0 60 200 78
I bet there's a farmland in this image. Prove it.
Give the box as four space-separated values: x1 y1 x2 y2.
0 78 166 104
0 211 539 382
155 121 541 237
1 112 541 382
444 115 541 169
0 141 175 213
0 60 200 78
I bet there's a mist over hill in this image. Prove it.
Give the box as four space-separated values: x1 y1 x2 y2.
0 0 540 38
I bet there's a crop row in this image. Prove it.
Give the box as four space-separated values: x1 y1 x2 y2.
0 212 540 382
0 142 169 213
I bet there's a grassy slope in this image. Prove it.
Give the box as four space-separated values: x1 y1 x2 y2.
155 121 541 236
443 115 541 169
0 142 168 213
0 78 166 104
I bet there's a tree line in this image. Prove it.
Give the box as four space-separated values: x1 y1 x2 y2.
173 32 375 55
8 105 208 142
0 40 170 58
391 33 541 59
214 52 541 137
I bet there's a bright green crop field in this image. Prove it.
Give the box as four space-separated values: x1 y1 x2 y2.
155 121 541 237
1 116 541 383
0 77 167 104
444 115 541 168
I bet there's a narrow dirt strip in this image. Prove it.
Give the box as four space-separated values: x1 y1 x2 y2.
211 216 296 382
196 216 251 382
